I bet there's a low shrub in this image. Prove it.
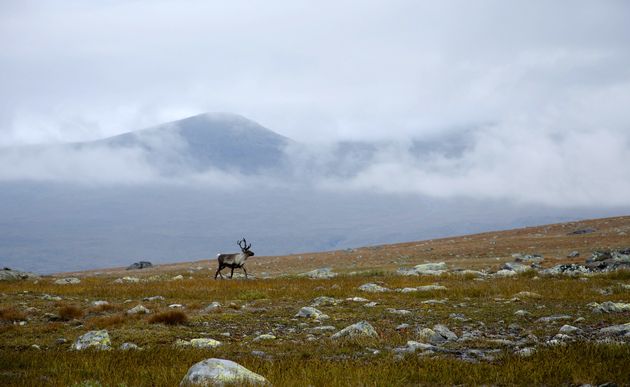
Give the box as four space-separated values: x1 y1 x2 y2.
148 310 188 325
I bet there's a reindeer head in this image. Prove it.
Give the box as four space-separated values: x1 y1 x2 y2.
237 238 254 257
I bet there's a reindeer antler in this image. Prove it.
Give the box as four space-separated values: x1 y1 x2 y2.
237 237 251 250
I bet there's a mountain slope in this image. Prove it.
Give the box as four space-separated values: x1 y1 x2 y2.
88 112 293 174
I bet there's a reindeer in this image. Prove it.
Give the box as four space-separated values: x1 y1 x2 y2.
214 238 255 279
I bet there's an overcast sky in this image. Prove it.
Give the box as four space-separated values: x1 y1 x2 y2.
1 1 629 206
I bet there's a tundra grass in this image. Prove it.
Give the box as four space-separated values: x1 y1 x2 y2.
1 271 629 386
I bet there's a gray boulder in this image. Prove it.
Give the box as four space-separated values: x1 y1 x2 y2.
502 262 532 273
397 262 447 276
599 322 630 336
310 296 340 307
0 267 39 281
591 301 630 313
126 261 153 270
331 321 378 340
71 330 111 351
180 358 268 386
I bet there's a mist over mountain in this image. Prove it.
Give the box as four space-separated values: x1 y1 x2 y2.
0 113 628 273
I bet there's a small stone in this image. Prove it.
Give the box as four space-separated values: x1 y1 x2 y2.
559 325 581 334
127 305 151 315
295 307 329 320
514 310 530 317
203 302 221 312
310 296 340 307
416 284 448 291
113 276 140 284
515 347 536 357
536 315 572 323
119 342 141 351
331 321 378 340
31 344 41 350
171 275 184 281
363 302 378 308
54 277 81 285
300 267 337 279
91 300 109 307
494 269 517 277
189 338 222 348
396 323 411 330
143 295 165 301
346 297 369 302
126 261 153 270
253 334 276 342
41 294 62 301
358 283 390 292
180 358 268 386
169 304 184 309
306 326 337 333
386 308 412 316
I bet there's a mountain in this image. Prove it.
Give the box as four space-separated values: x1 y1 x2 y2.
83 112 293 174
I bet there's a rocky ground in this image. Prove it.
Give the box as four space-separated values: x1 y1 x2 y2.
1 215 629 386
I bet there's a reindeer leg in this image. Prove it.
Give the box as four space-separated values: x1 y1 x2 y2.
214 265 224 280
242 266 248 279
230 267 234 279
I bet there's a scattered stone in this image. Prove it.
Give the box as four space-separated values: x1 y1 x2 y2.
251 350 266 357
180 358 268 386
494 269 517 277
536 315 572 323
396 323 411 331
143 295 165 301
71 330 111 351
363 302 378 308
113 276 140 284
0 268 39 281
449 313 468 321
396 287 419 293
394 340 436 354
127 305 151 315
295 307 329 320
253 334 276 342
386 308 412 316
515 347 536 357
453 270 487 277
416 284 448 291
41 294 62 301
559 325 581 334
300 267 337 279
591 301 630 313
190 338 222 348
203 302 221 313
169 304 185 309
417 324 457 344
31 344 41 350
513 254 544 263
567 251 580 258
541 264 590 276
171 275 184 281
310 296 340 307
126 261 153 270
91 300 109 307
568 228 596 235
119 342 141 351
599 322 630 336
514 310 530 317
54 277 81 285
501 262 532 273
346 297 369 302
397 262 447 276
331 321 378 339
422 299 447 305
513 291 542 299
358 283 390 292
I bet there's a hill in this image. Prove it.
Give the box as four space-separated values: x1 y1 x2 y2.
1 216 629 386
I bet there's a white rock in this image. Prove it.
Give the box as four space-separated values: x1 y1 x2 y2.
363 302 378 308
253 334 276 342
54 277 81 285
591 301 630 313
171 275 184 281
127 305 151 315
169 304 185 309
346 297 369 302
113 276 140 284
71 330 111 351
203 302 222 312
386 308 412 316
416 284 448 291
331 321 378 339
295 307 329 320
180 358 268 386
559 325 581 334
358 283 390 292
494 269 517 277
92 300 109 306
310 296 340 307
120 342 141 351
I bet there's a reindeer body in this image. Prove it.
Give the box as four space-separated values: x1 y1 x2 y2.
215 238 254 279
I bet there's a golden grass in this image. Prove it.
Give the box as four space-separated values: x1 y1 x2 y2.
58 304 84 321
0 307 26 322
